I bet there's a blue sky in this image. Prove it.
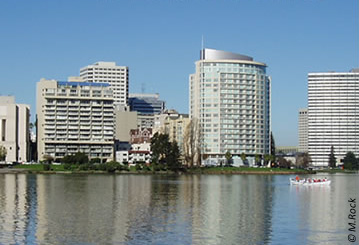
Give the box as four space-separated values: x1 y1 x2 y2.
0 0 357 146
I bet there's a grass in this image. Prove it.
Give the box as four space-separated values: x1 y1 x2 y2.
14 164 65 171
190 166 312 174
316 168 357 174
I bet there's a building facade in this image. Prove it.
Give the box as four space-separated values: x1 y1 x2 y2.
80 61 129 106
129 93 165 129
298 108 308 153
37 78 114 162
0 96 30 163
153 109 190 152
308 70 359 167
130 128 152 144
114 105 138 142
189 48 271 163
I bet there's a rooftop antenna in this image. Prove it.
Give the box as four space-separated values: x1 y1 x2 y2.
201 35 205 59
141 83 146 94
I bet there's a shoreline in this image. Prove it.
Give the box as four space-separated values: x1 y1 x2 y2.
0 168 316 175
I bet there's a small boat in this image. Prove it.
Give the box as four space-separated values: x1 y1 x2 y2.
290 178 331 186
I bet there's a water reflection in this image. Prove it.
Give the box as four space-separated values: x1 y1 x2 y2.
0 173 357 244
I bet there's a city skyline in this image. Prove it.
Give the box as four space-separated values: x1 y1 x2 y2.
0 0 358 146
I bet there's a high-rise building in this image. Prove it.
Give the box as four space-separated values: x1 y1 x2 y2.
37 78 114 162
80 61 129 106
298 108 308 153
129 93 165 129
0 96 30 163
308 69 359 167
189 48 271 163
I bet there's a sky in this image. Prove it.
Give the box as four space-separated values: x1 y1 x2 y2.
0 0 358 147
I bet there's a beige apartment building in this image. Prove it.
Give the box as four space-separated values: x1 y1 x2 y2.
0 96 30 163
37 78 114 162
154 109 190 152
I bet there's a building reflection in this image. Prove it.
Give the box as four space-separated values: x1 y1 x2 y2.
0 174 34 244
123 174 275 245
185 175 274 245
0 173 275 244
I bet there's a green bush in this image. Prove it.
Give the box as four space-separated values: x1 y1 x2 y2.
79 164 90 171
118 164 129 171
135 163 142 171
90 158 101 164
88 164 98 170
152 163 163 172
63 164 78 171
96 163 107 171
105 161 120 173
43 164 51 171
61 152 89 165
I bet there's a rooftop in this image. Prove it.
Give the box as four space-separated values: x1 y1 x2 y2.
200 48 253 61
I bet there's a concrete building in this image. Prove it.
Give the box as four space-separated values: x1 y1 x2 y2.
37 78 114 162
114 105 138 142
308 69 359 167
0 96 30 163
153 109 190 152
80 61 129 106
276 146 299 155
189 48 271 164
129 93 165 129
298 108 308 152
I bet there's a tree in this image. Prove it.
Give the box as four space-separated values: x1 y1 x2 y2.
343 152 357 170
225 151 232 166
167 141 181 171
270 132 276 157
183 118 202 167
151 132 181 171
264 154 273 167
74 152 89 165
61 152 89 164
240 153 247 165
0 145 7 161
43 154 54 164
151 132 171 165
255 154 261 166
296 152 312 169
278 156 291 168
328 146 336 168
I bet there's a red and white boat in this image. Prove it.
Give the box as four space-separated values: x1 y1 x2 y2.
290 178 331 186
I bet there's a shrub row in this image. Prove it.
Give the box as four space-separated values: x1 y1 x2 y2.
63 161 129 172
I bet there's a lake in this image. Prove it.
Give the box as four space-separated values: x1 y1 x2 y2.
0 173 358 245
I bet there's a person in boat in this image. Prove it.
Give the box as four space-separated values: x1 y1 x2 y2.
295 176 300 181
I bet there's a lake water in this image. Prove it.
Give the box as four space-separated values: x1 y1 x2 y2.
0 173 358 245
